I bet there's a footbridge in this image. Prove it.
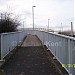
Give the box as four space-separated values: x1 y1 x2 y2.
0 30 75 75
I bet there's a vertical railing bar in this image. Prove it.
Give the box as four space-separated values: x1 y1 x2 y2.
1 34 3 60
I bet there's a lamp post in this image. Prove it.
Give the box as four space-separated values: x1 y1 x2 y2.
61 22 63 32
23 21 24 30
48 19 50 48
71 22 73 36
48 19 50 32
32 6 36 30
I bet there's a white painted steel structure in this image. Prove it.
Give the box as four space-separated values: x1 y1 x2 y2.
26 30 75 75
0 30 75 75
0 31 27 60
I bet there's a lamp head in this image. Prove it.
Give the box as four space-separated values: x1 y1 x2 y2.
33 6 36 7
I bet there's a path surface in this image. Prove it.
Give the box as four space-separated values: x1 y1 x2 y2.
2 34 68 75
22 34 42 46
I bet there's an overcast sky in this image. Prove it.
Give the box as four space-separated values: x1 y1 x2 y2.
0 0 74 31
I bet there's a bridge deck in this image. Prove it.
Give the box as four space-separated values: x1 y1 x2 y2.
1 34 68 75
22 34 42 46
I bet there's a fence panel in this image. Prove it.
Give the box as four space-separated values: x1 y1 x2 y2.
0 31 27 60
29 30 75 75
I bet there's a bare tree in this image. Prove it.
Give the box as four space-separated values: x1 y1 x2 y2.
0 12 20 33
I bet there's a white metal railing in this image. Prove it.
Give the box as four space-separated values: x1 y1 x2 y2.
0 30 28 60
26 30 75 75
0 30 75 75
19 28 54 32
0 35 1 59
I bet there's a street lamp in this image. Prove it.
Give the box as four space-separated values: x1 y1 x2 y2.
48 19 50 48
61 22 63 32
32 6 36 30
48 19 50 32
23 21 24 30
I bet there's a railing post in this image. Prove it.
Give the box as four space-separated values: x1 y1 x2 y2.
0 35 1 59
68 39 72 75
1 34 3 60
